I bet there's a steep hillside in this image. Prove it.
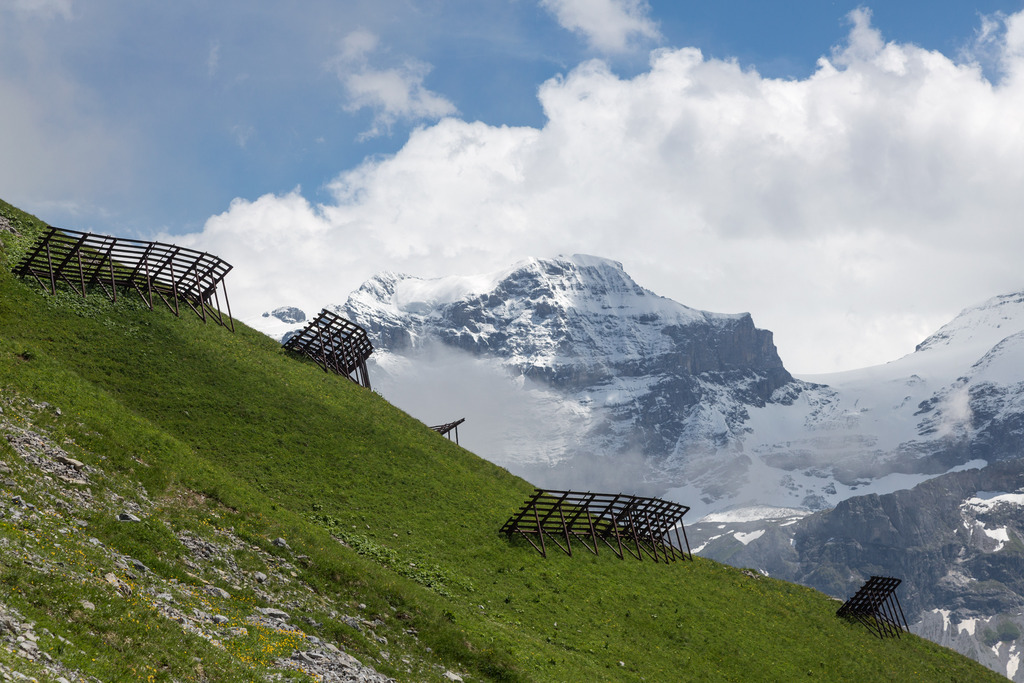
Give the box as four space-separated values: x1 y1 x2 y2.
0 200 1002 682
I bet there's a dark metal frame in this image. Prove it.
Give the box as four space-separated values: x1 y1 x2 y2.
283 309 374 388
836 576 909 638
12 227 234 330
430 418 465 444
500 489 692 563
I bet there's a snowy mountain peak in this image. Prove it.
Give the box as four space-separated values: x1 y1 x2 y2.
343 255 781 382
915 290 1024 358
354 254 700 323
339 255 797 505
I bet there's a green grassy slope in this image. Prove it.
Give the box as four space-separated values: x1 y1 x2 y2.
0 199 1003 682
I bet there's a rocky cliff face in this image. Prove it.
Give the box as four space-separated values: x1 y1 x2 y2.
693 460 1024 680
787 463 1024 616
344 256 791 391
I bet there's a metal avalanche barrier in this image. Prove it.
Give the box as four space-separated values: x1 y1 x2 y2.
501 488 692 563
13 227 234 330
836 576 909 638
282 309 374 389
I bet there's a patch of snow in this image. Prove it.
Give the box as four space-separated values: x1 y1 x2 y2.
958 618 978 636
981 525 1010 551
934 608 951 632
965 491 1024 512
909 291 1024 363
700 506 810 524
1009 645 1020 680
973 333 1024 385
949 459 988 473
691 533 726 554
739 394 991 515
734 530 766 545
390 265 522 313
245 311 306 343
829 470 948 501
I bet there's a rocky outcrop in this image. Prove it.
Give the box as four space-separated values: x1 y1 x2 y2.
263 306 307 325
0 215 19 236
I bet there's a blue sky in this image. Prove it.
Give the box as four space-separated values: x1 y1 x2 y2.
6 0 1018 233
4 1 1024 372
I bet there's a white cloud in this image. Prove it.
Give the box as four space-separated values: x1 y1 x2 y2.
7 0 73 20
183 9 1024 374
230 123 254 148
330 29 457 140
207 41 220 79
540 0 660 53
178 191 335 317
339 28 378 62
960 9 1024 82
